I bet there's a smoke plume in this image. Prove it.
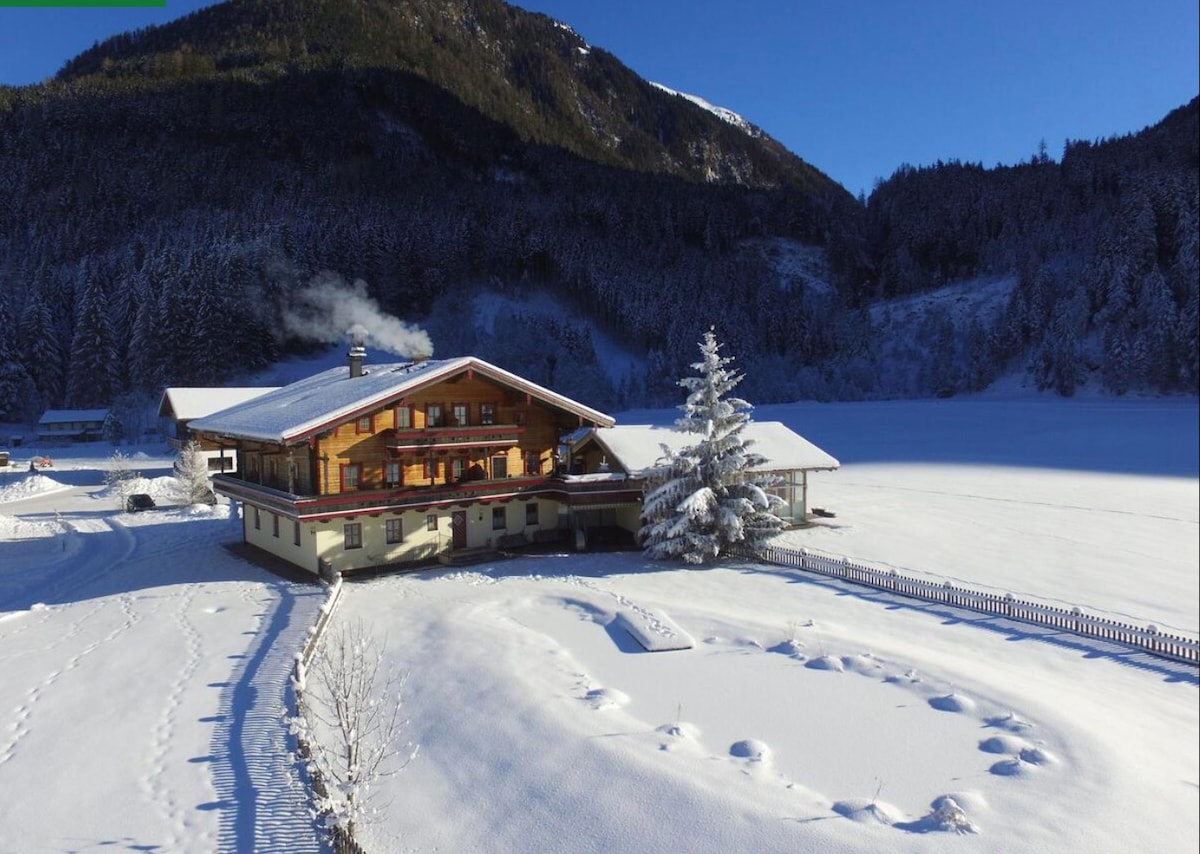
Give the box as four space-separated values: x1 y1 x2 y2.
282 273 434 360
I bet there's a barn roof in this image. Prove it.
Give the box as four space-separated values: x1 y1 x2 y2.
37 409 109 425
575 422 839 477
157 387 281 421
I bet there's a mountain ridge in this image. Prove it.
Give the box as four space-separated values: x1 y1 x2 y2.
50 0 843 195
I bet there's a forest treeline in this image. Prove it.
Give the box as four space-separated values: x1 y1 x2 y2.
0 0 1195 426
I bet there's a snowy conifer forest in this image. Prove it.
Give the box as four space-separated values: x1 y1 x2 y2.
0 0 1196 424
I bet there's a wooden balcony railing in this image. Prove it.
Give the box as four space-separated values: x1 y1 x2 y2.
211 471 643 519
386 424 525 452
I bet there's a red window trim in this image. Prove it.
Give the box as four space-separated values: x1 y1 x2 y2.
355 414 374 434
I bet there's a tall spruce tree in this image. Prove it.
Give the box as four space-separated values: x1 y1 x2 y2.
640 329 785 565
0 292 31 420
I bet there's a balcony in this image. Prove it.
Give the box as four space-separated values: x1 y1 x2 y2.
211 469 643 520
386 424 525 453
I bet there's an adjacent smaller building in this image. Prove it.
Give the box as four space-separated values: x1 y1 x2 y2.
158 387 280 472
36 409 109 442
570 422 840 527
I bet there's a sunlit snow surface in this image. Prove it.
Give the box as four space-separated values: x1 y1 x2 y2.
0 394 1195 853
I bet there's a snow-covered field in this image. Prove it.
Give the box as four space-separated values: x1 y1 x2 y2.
0 394 1196 853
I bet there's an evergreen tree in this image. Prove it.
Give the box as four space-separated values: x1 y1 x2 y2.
174 440 214 505
639 329 785 565
17 287 65 414
66 266 119 407
0 292 31 420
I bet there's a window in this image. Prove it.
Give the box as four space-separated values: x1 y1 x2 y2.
426 514 438 532
341 463 362 491
272 514 280 538
356 415 373 434
525 502 538 526
480 403 496 425
253 506 261 530
492 506 506 531
451 457 466 482
395 405 412 429
344 523 363 550
422 458 433 480
293 520 301 546
386 518 404 544
384 460 402 488
452 403 469 427
426 404 443 427
492 454 508 479
526 452 540 476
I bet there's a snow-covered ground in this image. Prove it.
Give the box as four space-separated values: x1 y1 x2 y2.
0 394 1196 853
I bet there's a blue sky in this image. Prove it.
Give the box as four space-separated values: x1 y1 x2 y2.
1 0 1196 198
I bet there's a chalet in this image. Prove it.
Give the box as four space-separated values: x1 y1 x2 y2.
157 386 280 472
36 409 109 442
570 422 840 528
188 349 626 575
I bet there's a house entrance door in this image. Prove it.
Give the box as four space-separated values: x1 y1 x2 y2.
451 510 467 549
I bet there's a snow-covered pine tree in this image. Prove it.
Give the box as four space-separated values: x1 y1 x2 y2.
0 292 31 420
173 440 213 505
639 329 786 565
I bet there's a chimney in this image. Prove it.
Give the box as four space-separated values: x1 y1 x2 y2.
348 326 367 378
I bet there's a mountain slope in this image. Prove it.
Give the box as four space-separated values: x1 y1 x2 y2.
54 0 841 194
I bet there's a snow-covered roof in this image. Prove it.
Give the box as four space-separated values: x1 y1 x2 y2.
37 409 108 425
157 387 281 422
188 356 615 444
577 422 839 477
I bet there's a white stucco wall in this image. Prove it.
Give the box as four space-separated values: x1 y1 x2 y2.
240 498 561 574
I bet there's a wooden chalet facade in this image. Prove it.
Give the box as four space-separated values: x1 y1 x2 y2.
188 353 625 575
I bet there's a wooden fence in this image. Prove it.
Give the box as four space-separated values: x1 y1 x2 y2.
744 544 1199 667
290 575 370 854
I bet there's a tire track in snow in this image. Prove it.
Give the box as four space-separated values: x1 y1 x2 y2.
0 514 138 612
0 515 144 772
